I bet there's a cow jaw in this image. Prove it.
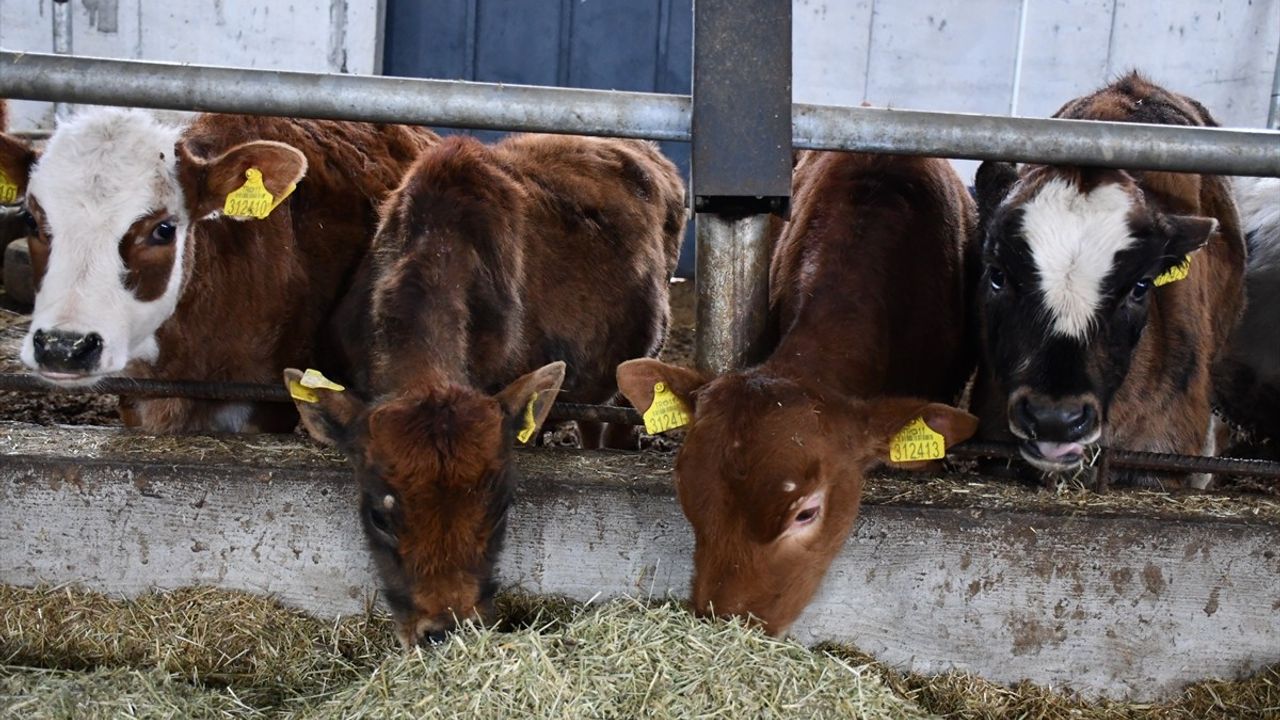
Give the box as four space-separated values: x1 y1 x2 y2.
19 109 193 382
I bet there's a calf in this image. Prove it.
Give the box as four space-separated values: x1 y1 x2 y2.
0 109 437 432
617 151 978 636
1214 176 1280 444
971 73 1247 488
287 133 685 646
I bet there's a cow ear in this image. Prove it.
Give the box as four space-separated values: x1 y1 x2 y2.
616 358 708 416
495 361 566 445
283 368 365 449
974 161 1018 229
179 139 307 220
864 398 978 469
0 132 37 201
1160 213 1218 260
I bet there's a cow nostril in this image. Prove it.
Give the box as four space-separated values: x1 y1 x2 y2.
418 628 451 646
72 332 104 361
1013 396 1038 438
32 329 49 352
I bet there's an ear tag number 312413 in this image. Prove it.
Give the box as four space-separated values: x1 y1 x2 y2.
289 369 345 404
643 382 691 435
889 417 945 463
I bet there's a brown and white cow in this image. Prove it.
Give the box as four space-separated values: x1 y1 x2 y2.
971 73 1247 488
617 151 978 636
0 108 437 432
286 133 685 646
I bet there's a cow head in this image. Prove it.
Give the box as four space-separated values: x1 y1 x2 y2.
618 359 976 636
284 362 564 647
974 162 1217 471
6 108 305 384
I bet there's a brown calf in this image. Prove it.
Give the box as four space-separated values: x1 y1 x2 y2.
618 151 978 636
0 109 437 432
288 133 685 646
971 73 1247 488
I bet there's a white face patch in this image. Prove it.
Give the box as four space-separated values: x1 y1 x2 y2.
20 108 194 381
1019 178 1138 340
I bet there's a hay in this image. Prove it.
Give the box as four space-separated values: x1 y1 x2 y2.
4 585 1279 719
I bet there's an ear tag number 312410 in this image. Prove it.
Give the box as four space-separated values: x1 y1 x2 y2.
889 417 945 463
224 168 295 220
643 382 691 435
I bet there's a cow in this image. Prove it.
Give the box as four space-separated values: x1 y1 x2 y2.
970 73 1247 488
1214 176 1280 446
285 133 686 646
0 108 437 432
616 151 978 637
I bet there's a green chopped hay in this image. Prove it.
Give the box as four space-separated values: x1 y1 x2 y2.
1 585 1278 719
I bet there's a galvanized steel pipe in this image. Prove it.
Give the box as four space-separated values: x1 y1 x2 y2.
2 52 1279 175
694 214 774 375
0 51 692 142
1269 40 1280 130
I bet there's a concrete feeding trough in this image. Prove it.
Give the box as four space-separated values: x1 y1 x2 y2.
1 421 1277 701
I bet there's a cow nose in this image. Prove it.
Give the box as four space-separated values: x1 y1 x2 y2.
1016 396 1096 442
32 329 104 373
417 627 452 647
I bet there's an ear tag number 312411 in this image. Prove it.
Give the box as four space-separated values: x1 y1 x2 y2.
889 417 945 463
289 369 345 404
643 382 691 435
224 168 295 220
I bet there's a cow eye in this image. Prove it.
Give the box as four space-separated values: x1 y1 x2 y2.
148 221 177 246
988 266 1007 292
1130 279 1152 301
20 210 37 232
794 506 820 525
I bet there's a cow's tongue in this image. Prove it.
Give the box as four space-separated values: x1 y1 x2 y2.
1035 441 1085 461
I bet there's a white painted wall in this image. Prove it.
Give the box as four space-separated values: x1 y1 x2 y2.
0 0 383 130
3 0 1277 135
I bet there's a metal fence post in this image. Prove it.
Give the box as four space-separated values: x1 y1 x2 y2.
52 0 74 122
1269 38 1280 130
691 0 792 375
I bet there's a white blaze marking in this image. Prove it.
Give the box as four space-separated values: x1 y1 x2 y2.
1020 179 1137 339
20 108 193 378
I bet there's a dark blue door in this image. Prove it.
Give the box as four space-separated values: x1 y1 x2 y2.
384 0 695 276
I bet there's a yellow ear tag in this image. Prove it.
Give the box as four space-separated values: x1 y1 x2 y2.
0 168 18 204
224 168 277 219
889 417 946 463
1153 255 1192 287
643 382 692 435
289 369 345 404
516 392 539 444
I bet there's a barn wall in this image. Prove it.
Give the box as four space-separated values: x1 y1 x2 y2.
3 1 1276 133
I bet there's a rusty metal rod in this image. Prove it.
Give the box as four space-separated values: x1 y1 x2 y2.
0 373 1276 479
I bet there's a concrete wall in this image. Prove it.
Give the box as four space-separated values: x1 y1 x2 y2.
3 1 1277 132
3 423 1279 701
0 0 384 130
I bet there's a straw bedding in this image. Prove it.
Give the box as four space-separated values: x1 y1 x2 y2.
2 585 1277 719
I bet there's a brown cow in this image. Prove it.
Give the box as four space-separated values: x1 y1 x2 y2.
287 133 685 646
971 73 1247 488
0 108 437 432
617 151 978 636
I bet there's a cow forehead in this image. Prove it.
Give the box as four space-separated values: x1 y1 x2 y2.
1017 178 1138 339
28 109 189 241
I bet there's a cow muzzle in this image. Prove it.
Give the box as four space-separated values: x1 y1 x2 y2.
29 328 105 380
1008 389 1102 471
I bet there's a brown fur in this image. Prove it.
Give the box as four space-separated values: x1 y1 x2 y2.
618 152 979 635
295 133 686 644
972 74 1247 486
103 116 438 432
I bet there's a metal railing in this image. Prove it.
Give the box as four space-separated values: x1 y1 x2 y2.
2 51 1278 176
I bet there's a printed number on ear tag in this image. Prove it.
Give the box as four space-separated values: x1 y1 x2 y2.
643 382 691 435
889 417 945 463
224 168 293 219
0 168 17 204
1153 255 1192 287
517 392 539 444
289 369 345 404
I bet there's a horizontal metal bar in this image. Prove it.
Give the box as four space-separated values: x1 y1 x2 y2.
793 104 1280 176
0 373 640 426
0 51 692 142
2 51 1278 176
1 373 1276 480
